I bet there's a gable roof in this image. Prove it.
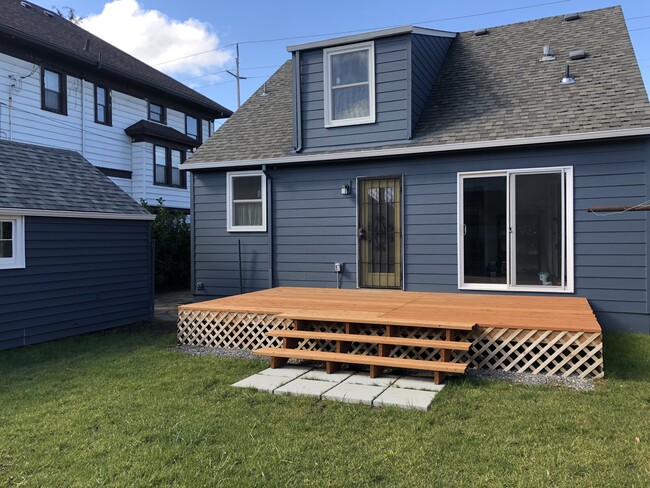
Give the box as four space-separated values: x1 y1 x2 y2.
0 0 232 118
186 6 650 168
0 139 153 219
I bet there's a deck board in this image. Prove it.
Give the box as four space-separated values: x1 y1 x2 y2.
181 287 602 333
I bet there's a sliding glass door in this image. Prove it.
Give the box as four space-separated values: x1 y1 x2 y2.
459 167 572 292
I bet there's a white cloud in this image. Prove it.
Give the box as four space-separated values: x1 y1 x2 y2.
80 0 232 78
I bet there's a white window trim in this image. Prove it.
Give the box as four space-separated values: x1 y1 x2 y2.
457 166 574 294
323 41 376 128
0 215 26 270
226 171 267 232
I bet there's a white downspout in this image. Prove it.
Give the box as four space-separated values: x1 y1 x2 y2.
80 78 85 156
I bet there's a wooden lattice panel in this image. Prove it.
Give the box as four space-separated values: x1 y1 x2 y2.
178 309 291 349
178 310 603 380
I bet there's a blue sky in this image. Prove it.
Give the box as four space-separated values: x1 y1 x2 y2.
66 0 650 119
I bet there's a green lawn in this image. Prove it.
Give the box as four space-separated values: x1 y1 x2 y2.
1 325 649 487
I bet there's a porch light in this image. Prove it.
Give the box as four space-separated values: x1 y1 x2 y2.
340 184 350 195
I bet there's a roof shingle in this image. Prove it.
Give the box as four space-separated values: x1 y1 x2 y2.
0 139 151 216
189 6 650 165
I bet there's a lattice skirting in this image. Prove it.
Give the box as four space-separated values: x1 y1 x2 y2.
178 309 603 380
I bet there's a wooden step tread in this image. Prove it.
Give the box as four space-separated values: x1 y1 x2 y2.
275 311 476 331
266 330 472 351
253 348 469 374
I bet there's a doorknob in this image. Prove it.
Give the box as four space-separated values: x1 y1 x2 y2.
358 228 367 239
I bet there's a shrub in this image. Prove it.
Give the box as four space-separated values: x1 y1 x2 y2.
142 198 190 291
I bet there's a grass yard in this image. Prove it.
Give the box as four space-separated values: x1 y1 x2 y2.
1 325 649 487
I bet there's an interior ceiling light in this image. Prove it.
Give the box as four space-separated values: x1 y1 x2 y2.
560 64 575 85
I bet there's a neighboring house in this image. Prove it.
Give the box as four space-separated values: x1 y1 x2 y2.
183 7 650 334
0 0 232 212
0 139 155 350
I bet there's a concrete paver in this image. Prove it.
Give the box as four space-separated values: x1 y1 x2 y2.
232 374 291 392
258 366 312 378
373 386 438 411
274 378 337 398
322 382 386 405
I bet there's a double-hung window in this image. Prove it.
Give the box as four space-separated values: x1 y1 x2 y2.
0 216 25 270
94 85 112 125
154 146 186 188
41 67 66 114
186 115 201 142
323 41 375 127
458 167 574 293
227 171 267 232
148 102 166 123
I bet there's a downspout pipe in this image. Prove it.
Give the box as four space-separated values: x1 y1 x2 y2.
292 51 303 153
262 164 273 289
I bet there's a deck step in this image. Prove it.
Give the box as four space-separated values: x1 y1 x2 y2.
267 330 472 351
276 312 476 330
253 347 469 374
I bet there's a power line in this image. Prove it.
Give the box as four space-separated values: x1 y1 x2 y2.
151 0 572 67
178 64 282 83
193 74 272 90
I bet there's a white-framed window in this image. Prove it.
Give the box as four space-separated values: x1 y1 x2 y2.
323 41 375 128
0 216 26 270
227 171 267 232
457 167 574 293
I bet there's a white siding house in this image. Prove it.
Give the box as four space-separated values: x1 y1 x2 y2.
0 0 231 211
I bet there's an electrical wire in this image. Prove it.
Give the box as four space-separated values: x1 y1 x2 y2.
152 0 573 66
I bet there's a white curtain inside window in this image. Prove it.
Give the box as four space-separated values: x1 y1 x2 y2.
333 85 370 119
234 202 262 226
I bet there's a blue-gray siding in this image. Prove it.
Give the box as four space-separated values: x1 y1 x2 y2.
410 34 454 131
0 217 153 350
299 35 410 151
192 138 650 334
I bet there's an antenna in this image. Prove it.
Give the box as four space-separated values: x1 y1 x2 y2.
226 43 247 108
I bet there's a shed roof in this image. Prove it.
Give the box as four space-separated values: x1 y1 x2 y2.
0 139 153 217
0 0 232 118
187 6 650 167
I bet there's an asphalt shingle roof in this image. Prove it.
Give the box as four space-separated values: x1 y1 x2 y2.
189 6 650 165
0 0 231 117
0 140 152 215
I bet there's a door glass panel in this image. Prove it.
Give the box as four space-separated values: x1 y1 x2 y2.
463 176 507 284
358 178 401 288
514 173 563 286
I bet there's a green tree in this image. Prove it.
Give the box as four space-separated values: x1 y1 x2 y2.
142 198 191 291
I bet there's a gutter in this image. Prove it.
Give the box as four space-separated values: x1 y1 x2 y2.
0 208 156 221
181 127 650 171
0 26 232 118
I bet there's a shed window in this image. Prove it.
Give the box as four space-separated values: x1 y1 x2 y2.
41 68 66 114
227 171 267 232
0 216 25 270
95 85 111 125
148 102 166 123
323 41 375 127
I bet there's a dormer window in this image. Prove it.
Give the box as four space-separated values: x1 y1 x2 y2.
323 41 375 128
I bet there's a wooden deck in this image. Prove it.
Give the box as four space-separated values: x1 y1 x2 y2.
179 287 601 333
178 287 604 380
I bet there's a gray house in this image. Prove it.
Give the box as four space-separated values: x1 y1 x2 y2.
182 7 650 334
0 140 155 350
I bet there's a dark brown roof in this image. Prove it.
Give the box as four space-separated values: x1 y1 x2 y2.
125 120 199 148
0 0 232 118
189 6 650 164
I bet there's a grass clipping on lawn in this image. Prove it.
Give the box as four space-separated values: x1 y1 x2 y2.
0 327 649 487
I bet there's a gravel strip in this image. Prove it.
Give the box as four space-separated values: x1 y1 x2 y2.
467 368 595 391
175 345 263 361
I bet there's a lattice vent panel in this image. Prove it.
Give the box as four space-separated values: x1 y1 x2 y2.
178 310 603 379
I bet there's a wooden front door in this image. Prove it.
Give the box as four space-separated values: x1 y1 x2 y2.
357 177 402 288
